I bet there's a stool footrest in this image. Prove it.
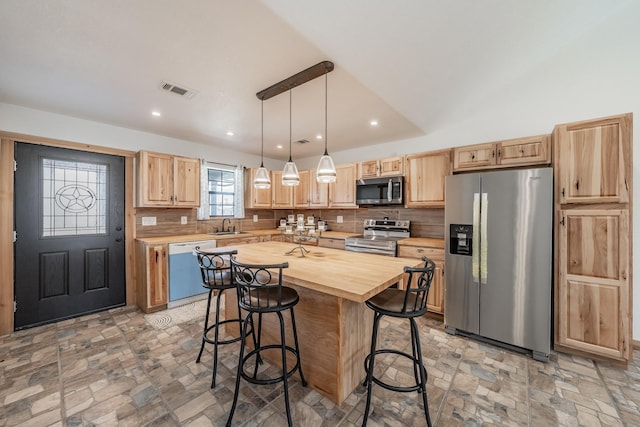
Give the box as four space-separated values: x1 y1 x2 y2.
364 349 426 393
240 344 303 386
202 318 246 346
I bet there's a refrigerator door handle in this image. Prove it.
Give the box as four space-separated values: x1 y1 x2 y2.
480 192 488 286
472 193 480 285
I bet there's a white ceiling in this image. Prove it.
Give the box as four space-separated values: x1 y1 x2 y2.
0 0 629 161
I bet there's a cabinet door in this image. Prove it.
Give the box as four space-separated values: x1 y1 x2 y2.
359 160 379 178
554 114 631 204
244 168 272 208
452 143 496 171
173 156 200 206
379 156 403 176
557 209 630 361
405 150 450 208
426 261 444 314
272 171 294 208
294 170 310 208
498 135 550 167
138 151 174 206
149 245 168 308
309 169 329 208
329 163 358 208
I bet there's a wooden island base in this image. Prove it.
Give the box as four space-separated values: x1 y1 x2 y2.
226 284 373 404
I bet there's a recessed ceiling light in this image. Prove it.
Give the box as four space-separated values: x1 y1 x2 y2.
276 144 283 149
151 111 161 117
226 131 234 136
316 134 323 140
370 120 379 126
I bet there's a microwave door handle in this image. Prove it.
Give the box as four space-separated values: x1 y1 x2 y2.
387 180 392 201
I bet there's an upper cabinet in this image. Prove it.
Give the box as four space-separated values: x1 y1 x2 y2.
330 163 358 208
404 149 451 208
136 150 200 207
554 115 631 204
295 169 329 209
452 135 551 172
358 156 404 178
245 168 272 209
272 170 294 208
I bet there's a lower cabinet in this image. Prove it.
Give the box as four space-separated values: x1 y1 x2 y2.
136 241 168 313
397 245 445 315
318 237 345 250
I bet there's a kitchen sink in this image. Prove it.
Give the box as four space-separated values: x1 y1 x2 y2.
208 231 251 236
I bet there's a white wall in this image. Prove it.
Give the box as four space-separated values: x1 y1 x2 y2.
0 102 283 170
299 2 640 343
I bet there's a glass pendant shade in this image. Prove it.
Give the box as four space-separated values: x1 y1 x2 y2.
282 160 300 186
254 165 271 189
316 154 337 183
316 71 337 183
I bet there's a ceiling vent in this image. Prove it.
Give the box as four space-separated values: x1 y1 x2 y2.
294 139 310 145
160 80 198 99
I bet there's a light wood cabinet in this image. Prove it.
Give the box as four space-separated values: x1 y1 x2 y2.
294 169 329 209
135 241 167 313
358 156 404 178
136 150 200 207
404 149 451 208
553 113 632 364
244 168 272 208
555 116 630 204
272 170 294 208
452 135 550 172
397 245 445 314
329 163 358 208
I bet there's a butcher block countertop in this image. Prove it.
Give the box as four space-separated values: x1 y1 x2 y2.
317 231 359 239
135 229 360 245
397 237 445 249
232 241 421 303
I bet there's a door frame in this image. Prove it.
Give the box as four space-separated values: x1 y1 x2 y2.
0 131 136 335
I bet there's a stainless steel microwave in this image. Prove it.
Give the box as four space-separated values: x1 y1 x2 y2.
356 176 403 205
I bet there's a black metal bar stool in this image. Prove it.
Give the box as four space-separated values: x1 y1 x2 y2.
194 247 253 389
362 256 436 427
226 259 307 427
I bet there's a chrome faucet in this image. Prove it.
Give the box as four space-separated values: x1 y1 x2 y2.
222 218 231 232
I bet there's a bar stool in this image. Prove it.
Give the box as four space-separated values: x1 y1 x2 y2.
194 247 253 389
226 259 307 427
361 256 436 427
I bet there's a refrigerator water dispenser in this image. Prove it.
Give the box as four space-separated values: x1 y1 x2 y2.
449 224 473 256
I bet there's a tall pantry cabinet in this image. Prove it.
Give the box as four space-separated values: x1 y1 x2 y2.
553 113 633 363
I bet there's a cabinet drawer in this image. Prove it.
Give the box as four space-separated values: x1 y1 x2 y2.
318 237 345 250
397 246 443 261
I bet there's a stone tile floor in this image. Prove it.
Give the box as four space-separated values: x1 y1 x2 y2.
1 303 638 426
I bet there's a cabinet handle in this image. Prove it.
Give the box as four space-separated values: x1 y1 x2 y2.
417 248 424 253
560 217 565 226
471 154 475 160
575 181 580 190
155 251 158 262
491 150 495 158
497 149 501 157
561 188 565 197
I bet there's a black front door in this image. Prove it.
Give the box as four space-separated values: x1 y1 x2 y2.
14 142 126 329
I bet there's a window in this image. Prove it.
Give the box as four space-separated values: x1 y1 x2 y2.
207 168 235 216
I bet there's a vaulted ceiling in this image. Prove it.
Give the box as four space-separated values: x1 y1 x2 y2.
0 0 631 161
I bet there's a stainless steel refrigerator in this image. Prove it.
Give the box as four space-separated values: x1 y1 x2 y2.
444 167 552 361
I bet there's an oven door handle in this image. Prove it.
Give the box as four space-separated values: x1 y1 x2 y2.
345 246 394 256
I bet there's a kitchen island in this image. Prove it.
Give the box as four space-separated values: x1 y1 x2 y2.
224 241 422 404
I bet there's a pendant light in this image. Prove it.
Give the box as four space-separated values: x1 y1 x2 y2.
281 89 300 186
253 99 271 189
316 71 337 183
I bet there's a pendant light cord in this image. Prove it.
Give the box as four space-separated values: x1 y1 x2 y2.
260 99 264 167
288 89 293 162
324 72 329 156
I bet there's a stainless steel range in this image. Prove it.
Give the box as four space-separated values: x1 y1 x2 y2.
344 219 410 256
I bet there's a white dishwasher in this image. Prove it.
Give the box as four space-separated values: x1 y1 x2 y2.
167 240 216 308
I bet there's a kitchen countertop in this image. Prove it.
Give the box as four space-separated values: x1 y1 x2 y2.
317 231 359 239
135 229 361 245
397 237 445 249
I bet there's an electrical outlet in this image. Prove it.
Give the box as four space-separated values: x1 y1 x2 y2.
337 215 343 224
181 216 187 225
253 214 258 222
141 216 156 226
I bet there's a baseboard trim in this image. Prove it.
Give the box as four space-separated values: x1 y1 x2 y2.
634 339 640 349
